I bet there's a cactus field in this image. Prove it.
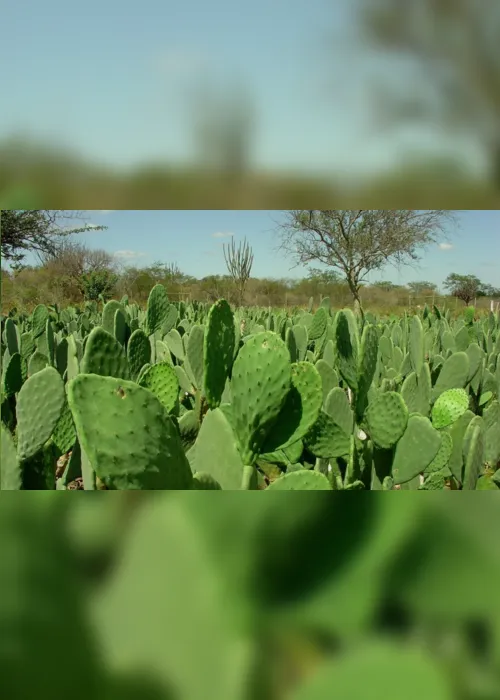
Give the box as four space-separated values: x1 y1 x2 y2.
1 285 499 490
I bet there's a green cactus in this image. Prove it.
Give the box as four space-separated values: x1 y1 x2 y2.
145 284 169 336
4 318 19 355
401 364 432 417
138 362 180 415
68 374 192 490
304 411 351 459
391 415 441 485
230 331 291 465
164 328 185 362
203 299 235 409
285 327 298 363
425 431 453 474
31 304 49 338
102 300 124 336
81 327 131 380
431 388 469 430
266 469 332 490
187 408 243 489
315 359 339 406
127 328 152 380
1 424 22 489
324 387 353 437
463 424 484 490
261 361 323 454
431 351 470 402
16 366 65 461
364 391 408 449
308 306 328 341
2 352 23 396
292 324 308 362
187 324 204 390
335 310 359 391
483 400 500 466
113 308 128 346
192 472 222 489
355 323 379 420
52 397 77 454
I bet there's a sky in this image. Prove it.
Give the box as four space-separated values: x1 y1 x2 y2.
0 0 487 176
23 209 499 292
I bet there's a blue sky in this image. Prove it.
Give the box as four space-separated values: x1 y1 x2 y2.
1 0 487 176
31 209 499 291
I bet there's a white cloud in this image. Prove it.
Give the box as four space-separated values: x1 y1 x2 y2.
438 242 454 251
212 231 234 239
113 250 147 260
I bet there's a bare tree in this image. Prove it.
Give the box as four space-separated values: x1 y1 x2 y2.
360 0 500 184
223 237 254 307
275 210 457 316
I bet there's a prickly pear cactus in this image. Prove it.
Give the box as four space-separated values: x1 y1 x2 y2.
68 374 193 490
431 388 469 430
391 415 441 485
364 391 408 449
127 328 151 380
1 424 21 489
230 331 291 464
81 327 131 380
266 469 332 490
138 362 180 415
261 361 323 454
146 284 169 335
16 366 65 461
203 299 235 409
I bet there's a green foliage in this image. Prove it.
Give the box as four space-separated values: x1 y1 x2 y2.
2 285 498 490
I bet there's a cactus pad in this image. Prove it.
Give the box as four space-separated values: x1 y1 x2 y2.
203 299 235 409
364 391 408 449
391 415 442 484
266 469 332 490
431 388 469 429
16 366 65 461
138 362 180 415
68 374 192 490
81 327 131 380
230 331 291 464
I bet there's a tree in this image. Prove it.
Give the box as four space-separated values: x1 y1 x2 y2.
370 280 400 291
443 273 495 304
223 237 254 306
275 210 456 315
407 281 438 295
360 0 500 184
79 269 118 302
1 210 107 267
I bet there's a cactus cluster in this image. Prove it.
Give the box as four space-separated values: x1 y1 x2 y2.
1 288 499 489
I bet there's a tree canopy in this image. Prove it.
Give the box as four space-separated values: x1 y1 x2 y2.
1 210 107 267
275 209 456 313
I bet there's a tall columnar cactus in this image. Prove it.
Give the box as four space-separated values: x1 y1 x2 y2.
16 366 65 461
230 331 291 464
203 299 235 409
68 374 193 489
